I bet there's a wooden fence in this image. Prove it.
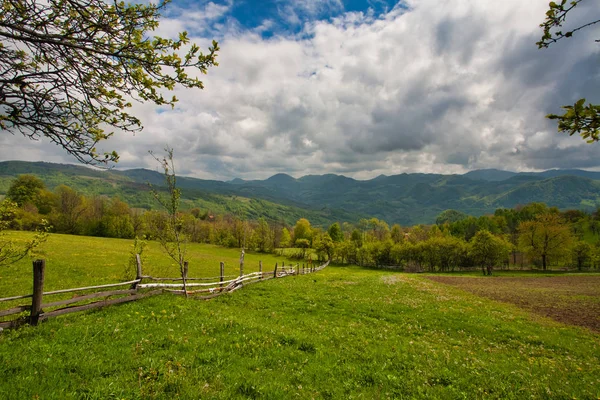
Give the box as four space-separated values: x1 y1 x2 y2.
0 258 329 331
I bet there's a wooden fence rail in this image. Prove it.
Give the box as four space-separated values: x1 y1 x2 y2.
0 293 33 303
0 305 30 318
0 257 329 331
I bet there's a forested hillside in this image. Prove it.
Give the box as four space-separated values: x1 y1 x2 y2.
2 161 600 226
2 163 600 272
0 162 353 226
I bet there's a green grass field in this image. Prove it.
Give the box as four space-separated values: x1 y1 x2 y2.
0 231 296 298
1 233 599 399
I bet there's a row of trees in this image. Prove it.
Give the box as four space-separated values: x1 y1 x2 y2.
3 175 600 272
2 175 294 249
321 204 597 272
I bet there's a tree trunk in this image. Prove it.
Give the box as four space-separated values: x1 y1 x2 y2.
542 254 547 270
181 261 189 299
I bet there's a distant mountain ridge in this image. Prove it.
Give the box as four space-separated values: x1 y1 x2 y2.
463 169 517 181
1 161 600 226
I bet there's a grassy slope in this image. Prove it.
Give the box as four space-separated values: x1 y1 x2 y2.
0 232 296 298
0 235 599 398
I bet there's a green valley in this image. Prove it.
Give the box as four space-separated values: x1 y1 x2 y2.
3 161 600 226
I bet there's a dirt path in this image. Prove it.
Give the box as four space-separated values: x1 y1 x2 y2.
427 275 600 332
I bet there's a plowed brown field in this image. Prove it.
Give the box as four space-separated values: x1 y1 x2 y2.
427 275 600 332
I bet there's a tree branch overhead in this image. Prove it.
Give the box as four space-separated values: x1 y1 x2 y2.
0 0 219 163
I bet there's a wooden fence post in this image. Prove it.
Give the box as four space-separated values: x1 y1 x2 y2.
30 259 45 326
220 262 225 288
135 254 142 279
274 262 278 278
240 249 245 277
132 254 143 289
259 260 263 280
183 261 189 294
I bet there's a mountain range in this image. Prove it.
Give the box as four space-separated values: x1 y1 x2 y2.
1 161 600 226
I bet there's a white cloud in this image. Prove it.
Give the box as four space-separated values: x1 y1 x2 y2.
2 0 599 180
277 0 344 26
156 0 235 38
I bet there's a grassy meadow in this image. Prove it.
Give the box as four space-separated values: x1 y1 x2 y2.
0 231 296 298
0 233 599 399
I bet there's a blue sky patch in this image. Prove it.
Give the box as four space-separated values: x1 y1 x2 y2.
166 0 401 38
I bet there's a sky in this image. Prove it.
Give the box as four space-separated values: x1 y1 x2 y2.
1 0 599 180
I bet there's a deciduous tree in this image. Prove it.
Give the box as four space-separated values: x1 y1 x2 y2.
6 174 45 206
254 218 271 252
390 224 403 244
280 227 291 248
327 222 343 243
149 148 189 296
53 184 86 234
571 240 592 270
293 218 312 245
469 230 511 276
518 213 573 270
313 233 334 261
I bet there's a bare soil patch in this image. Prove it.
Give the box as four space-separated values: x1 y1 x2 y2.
427 275 600 332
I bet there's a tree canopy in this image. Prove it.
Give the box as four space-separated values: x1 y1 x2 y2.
469 230 511 275
327 222 343 243
6 174 45 206
518 213 573 270
293 218 312 244
435 209 468 225
538 0 600 142
0 0 218 163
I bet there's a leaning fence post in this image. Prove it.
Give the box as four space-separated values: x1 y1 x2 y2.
30 259 45 326
274 262 278 278
220 262 225 288
259 260 263 280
